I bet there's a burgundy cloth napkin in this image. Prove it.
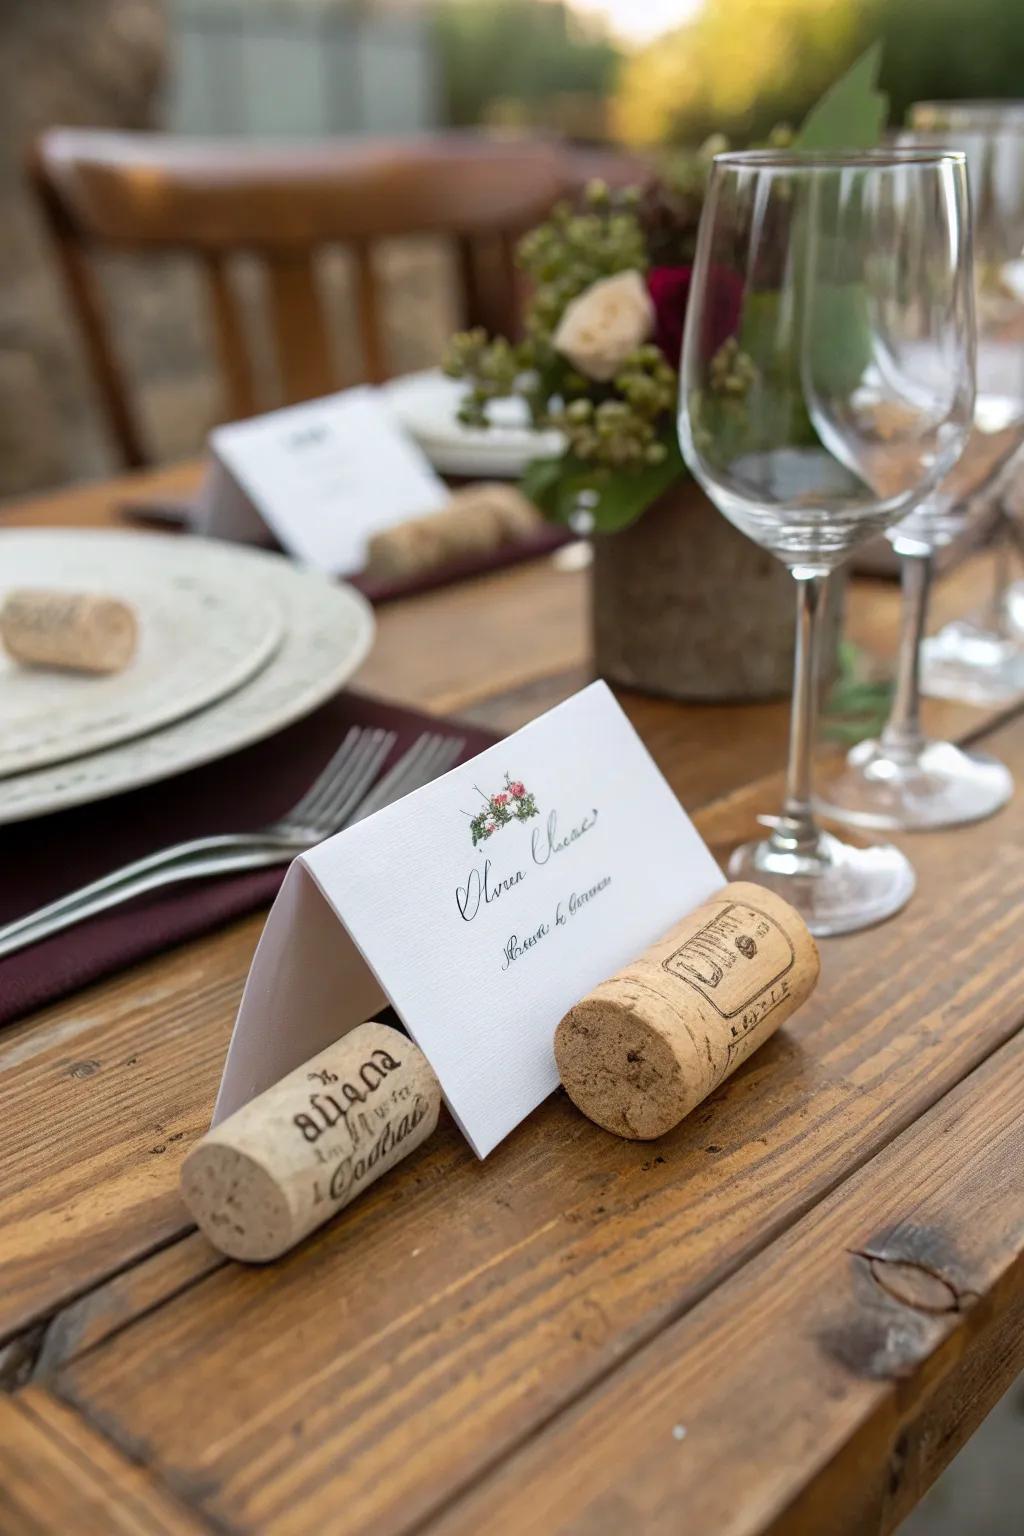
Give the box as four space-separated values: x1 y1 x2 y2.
0 692 496 1028
121 493 574 603
351 522 573 604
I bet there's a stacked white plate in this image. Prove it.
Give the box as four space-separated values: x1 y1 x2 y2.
0 529 374 825
383 368 564 478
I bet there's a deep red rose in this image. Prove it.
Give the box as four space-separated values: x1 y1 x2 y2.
647 266 692 366
647 264 744 366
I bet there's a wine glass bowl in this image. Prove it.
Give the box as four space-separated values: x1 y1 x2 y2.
679 148 975 935
818 117 1024 831
909 102 1024 708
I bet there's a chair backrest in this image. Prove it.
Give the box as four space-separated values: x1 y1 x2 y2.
30 129 577 466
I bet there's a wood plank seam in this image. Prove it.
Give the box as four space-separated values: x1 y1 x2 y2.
31 1238 229 1383
9 1387 223 1536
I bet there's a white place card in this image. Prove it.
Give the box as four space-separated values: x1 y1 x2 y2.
213 682 724 1157
196 387 449 574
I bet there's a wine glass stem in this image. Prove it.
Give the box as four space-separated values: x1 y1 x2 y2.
773 570 826 858
986 506 1011 639
881 547 932 763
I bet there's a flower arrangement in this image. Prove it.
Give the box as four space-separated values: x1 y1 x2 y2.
468 774 539 846
444 47 887 535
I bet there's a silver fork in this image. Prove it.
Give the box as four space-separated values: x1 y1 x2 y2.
0 729 465 959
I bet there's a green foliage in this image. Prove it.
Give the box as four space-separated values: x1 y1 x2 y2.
872 0 1024 128
618 0 1024 150
434 0 620 128
516 184 648 343
793 41 888 150
823 641 894 744
444 182 673 485
522 436 685 533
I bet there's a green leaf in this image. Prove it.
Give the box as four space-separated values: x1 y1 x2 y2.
794 42 888 152
520 455 566 515
522 440 687 532
822 639 894 744
587 446 685 533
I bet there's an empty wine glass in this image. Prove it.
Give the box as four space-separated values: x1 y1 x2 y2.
820 121 1023 831
679 149 974 936
907 102 1024 708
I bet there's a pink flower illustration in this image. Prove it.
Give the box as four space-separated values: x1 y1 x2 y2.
468 773 538 846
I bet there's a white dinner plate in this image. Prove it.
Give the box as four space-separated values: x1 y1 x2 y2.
383 368 565 479
0 530 285 777
0 532 374 825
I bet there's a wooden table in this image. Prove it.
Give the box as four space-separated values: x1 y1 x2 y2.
2 463 1023 1536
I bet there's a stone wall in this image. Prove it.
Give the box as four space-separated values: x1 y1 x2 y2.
0 0 169 496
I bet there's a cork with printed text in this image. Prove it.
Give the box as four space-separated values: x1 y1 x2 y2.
181 1021 440 1262
555 881 820 1139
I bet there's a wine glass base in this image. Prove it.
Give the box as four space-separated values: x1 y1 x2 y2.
817 737 1013 832
727 829 915 937
920 622 1024 707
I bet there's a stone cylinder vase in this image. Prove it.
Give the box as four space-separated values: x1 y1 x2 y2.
591 477 840 703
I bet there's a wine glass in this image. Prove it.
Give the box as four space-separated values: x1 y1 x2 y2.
909 102 1024 708
679 149 975 936
819 121 1024 832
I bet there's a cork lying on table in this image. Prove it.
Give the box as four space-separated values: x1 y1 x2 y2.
555 881 820 1140
364 483 543 582
0 588 138 674
180 1022 441 1262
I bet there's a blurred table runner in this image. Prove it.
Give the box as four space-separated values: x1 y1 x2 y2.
0 693 495 1028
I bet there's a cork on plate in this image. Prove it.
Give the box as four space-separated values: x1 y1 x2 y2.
0 588 138 674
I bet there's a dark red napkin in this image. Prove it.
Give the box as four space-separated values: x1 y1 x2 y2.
0 692 496 1028
121 494 574 604
351 523 573 603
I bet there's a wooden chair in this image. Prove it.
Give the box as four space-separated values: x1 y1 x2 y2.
29 130 577 467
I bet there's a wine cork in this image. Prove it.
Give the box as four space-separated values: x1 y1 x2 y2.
0 588 137 674
555 881 820 1140
180 1022 440 1262
365 484 542 581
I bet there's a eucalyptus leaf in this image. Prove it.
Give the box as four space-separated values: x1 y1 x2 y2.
794 42 888 152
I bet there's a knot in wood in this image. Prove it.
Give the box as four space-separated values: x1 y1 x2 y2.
867 1256 961 1315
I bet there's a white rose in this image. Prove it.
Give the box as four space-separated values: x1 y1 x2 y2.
553 270 654 382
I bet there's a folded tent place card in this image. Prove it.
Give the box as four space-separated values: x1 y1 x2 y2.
196 387 449 575
213 681 724 1158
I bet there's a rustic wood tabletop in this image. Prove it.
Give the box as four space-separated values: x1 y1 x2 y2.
1 462 1022 1536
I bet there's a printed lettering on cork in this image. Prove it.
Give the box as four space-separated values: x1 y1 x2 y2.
662 898 797 1057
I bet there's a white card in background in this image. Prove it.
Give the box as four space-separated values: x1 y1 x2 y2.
213 682 725 1158
197 387 449 574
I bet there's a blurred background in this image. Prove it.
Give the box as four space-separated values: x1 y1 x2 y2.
7 0 1024 504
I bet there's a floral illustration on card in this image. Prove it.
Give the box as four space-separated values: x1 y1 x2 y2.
467 774 539 846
